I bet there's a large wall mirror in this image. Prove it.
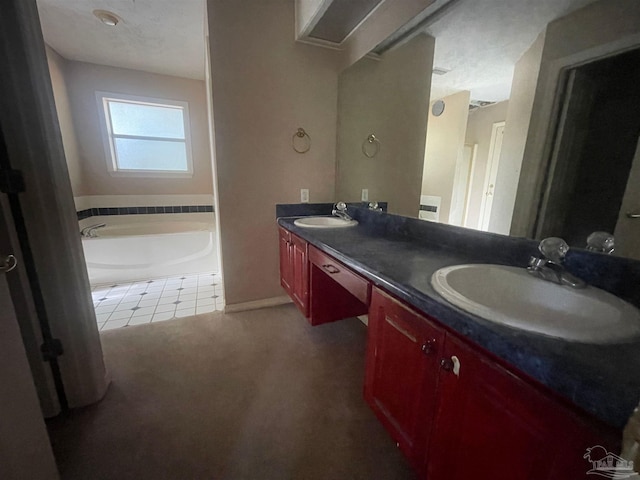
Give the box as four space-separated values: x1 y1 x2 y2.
334 0 640 260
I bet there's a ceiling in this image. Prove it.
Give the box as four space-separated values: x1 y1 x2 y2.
36 0 596 96
37 0 206 80
424 0 597 102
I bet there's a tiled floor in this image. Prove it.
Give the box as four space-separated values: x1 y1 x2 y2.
91 273 224 331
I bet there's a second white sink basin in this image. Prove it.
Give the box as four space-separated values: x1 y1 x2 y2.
294 216 358 228
431 264 640 343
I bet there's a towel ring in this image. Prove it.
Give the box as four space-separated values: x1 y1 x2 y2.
362 134 380 158
292 128 311 154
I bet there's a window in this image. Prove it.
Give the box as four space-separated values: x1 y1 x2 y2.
97 92 193 176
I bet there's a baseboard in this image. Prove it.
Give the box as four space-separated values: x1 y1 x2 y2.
224 295 292 313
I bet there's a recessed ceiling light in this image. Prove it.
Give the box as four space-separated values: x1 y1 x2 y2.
93 10 120 27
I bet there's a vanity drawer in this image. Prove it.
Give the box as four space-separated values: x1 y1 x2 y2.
309 245 370 305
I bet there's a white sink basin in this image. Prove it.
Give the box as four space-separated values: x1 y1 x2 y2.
431 264 640 343
294 216 358 228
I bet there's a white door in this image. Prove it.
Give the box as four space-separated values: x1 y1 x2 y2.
614 136 640 260
0 255 58 479
449 144 476 226
478 122 505 231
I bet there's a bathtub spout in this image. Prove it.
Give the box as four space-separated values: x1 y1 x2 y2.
81 223 106 238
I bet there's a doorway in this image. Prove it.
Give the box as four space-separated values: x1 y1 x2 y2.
37 1 225 329
536 47 640 256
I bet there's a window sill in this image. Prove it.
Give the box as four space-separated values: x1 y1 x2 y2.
108 170 194 179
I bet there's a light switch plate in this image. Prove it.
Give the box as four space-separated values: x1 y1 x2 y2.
301 189 309 203
361 189 369 201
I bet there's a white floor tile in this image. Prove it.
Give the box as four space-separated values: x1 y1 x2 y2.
99 298 122 306
95 304 117 315
122 295 143 304
151 311 175 322
178 293 197 302
91 272 223 330
128 315 152 325
175 300 196 310
131 306 155 317
138 299 160 308
197 286 215 294
196 297 215 307
108 309 134 321
139 292 162 301
114 301 139 312
102 319 129 330
158 296 179 305
154 303 176 314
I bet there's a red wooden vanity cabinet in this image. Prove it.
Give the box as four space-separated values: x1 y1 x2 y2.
278 226 620 479
365 287 620 480
278 227 308 316
279 227 369 325
364 288 444 472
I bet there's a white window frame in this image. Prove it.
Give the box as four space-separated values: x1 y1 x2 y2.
96 91 194 178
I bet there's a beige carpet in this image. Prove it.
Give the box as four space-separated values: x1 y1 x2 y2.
46 304 415 480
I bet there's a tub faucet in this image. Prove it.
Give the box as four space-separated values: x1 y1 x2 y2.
332 202 353 221
81 223 106 238
527 237 586 289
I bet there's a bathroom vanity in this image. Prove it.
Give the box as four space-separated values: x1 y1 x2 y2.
277 205 637 479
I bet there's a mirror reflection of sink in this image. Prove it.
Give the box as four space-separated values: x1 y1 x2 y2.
431 264 640 344
294 217 358 228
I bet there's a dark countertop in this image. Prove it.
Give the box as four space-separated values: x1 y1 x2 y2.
277 208 640 430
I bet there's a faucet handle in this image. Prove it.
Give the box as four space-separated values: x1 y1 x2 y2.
334 201 347 212
539 237 569 263
586 231 615 254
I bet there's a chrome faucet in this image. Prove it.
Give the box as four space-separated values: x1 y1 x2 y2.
527 237 586 289
81 223 106 238
368 202 382 211
586 231 615 254
332 202 353 221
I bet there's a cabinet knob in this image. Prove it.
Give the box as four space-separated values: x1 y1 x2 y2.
421 339 436 355
440 356 461 377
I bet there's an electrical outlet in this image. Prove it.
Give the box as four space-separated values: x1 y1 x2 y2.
301 189 309 203
361 189 369 201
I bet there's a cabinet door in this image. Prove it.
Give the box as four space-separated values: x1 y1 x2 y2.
365 288 444 472
290 234 309 317
427 334 605 480
278 227 292 294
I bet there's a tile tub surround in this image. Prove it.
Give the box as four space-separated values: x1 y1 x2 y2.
91 273 225 330
77 205 214 221
278 206 640 429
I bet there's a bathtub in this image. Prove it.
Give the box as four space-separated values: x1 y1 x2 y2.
80 213 218 285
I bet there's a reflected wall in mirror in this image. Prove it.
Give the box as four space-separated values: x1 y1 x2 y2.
335 34 434 217
335 0 640 260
